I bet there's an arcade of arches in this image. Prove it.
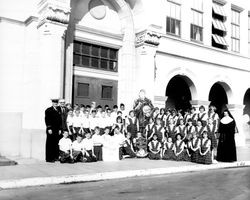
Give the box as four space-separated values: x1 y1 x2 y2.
165 75 250 143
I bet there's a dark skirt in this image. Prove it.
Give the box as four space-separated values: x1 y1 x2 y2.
162 149 176 160
175 149 190 162
148 152 161 160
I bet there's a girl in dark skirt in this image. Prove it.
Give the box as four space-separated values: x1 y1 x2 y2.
162 137 176 160
126 110 139 140
148 134 161 160
189 132 201 163
206 118 218 163
198 131 212 164
174 133 190 162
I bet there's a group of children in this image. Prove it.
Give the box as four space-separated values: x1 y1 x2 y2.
58 103 219 164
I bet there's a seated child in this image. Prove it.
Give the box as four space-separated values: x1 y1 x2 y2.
82 132 97 162
71 134 86 162
162 137 176 160
58 131 73 163
121 132 136 159
92 126 103 161
148 134 161 160
133 132 148 158
198 131 212 164
189 132 201 163
174 133 190 162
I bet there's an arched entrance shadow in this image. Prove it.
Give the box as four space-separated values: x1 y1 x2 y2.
243 89 250 124
209 82 231 117
165 75 195 112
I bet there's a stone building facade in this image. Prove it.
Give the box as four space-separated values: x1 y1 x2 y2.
0 0 250 160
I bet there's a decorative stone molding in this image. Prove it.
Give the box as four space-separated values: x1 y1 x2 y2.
135 30 161 47
38 0 71 27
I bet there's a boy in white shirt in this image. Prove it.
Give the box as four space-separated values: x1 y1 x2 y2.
92 126 103 161
58 131 73 163
71 134 86 162
89 110 99 134
82 132 97 162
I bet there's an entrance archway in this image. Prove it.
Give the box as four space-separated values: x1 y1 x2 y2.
243 89 250 123
209 82 229 116
165 75 194 111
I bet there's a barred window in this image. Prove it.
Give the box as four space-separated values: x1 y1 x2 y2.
73 41 118 72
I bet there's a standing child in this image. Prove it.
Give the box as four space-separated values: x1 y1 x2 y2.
198 131 212 164
176 119 187 140
58 131 73 163
186 119 195 142
126 110 139 140
195 120 206 138
198 105 208 127
174 133 190 162
165 118 177 143
66 109 74 141
72 109 83 138
113 125 126 160
148 134 161 160
92 126 103 161
162 137 176 160
206 118 218 163
189 132 201 163
82 132 97 162
190 107 198 126
144 117 155 141
151 118 165 144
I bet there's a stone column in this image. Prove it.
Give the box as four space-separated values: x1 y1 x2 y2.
37 0 70 105
227 104 246 147
135 30 161 104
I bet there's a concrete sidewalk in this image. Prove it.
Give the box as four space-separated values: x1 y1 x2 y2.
0 147 249 189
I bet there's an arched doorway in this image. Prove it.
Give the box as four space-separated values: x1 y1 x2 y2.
243 89 250 141
243 89 250 123
209 82 229 116
165 75 194 111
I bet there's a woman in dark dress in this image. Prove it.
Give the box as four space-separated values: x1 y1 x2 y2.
217 110 237 162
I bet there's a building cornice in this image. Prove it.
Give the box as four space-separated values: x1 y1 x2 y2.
213 0 227 6
231 4 244 12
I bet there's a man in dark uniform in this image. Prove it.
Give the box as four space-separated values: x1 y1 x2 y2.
45 99 62 162
58 98 68 132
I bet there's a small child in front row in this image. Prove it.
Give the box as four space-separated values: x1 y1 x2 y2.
198 131 212 164
148 134 161 160
92 126 103 161
58 131 74 163
174 133 190 162
121 132 136 158
189 132 201 163
81 132 97 162
71 134 86 162
162 137 176 160
134 132 148 158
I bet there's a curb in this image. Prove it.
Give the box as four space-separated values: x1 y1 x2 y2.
0 161 250 189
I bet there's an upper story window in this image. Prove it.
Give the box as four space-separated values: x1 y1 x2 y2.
191 0 203 42
73 41 118 72
231 9 240 52
212 2 228 50
166 0 181 36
